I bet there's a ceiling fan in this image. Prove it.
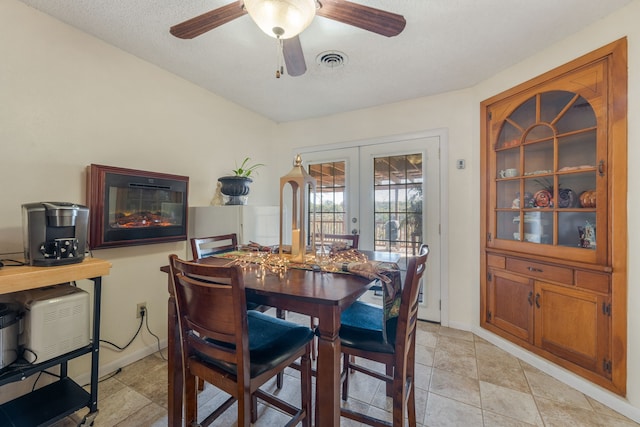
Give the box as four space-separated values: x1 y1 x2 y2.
170 0 406 77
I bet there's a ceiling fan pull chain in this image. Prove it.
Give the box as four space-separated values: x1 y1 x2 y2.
276 37 284 78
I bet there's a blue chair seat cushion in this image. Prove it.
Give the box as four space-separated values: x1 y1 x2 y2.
339 301 396 354
197 311 313 378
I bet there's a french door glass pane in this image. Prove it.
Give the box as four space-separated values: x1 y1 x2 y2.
372 154 423 270
308 161 347 236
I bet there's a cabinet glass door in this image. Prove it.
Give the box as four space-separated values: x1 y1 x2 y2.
491 89 605 262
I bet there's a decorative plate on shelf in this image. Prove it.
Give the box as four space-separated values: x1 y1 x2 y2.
533 190 553 207
557 188 578 208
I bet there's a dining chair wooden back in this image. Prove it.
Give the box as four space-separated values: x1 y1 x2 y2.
191 233 285 388
338 244 429 427
190 233 238 259
168 254 313 427
316 233 359 251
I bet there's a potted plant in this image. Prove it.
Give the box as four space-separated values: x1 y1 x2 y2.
217 158 265 205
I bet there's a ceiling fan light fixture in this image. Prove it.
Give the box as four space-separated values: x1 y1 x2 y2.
244 0 316 39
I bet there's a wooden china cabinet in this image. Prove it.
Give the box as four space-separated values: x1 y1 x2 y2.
480 38 627 395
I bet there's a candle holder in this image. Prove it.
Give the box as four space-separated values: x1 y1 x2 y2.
279 154 316 263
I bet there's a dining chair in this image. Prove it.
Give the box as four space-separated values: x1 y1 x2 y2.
190 233 284 388
338 244 429 427
315 232 359 253
168 254 313 427
190 233 238 259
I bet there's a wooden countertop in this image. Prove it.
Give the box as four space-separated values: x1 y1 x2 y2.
0 258 112 295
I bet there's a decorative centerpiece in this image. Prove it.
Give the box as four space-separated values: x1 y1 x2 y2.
279 154 316 263
218 157 264 205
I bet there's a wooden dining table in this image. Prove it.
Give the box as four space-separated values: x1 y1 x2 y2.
161 254 383 427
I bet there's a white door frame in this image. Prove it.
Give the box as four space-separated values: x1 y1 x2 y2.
295 129 449 326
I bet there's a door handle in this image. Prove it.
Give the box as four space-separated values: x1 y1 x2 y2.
535 293 541 308
527 291 533 306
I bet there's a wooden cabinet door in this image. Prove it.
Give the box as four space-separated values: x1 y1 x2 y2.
534 281 611 378
487 269 534 343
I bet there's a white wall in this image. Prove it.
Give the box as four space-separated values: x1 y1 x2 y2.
276 89 477 324
2 0 639 421
276 0 640 420
0 0 278 380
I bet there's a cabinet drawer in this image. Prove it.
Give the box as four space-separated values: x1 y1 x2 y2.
575 270 610 294
487 254 506 269
506 258 573 284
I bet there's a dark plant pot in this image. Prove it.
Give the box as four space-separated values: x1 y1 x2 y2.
218 176 252 205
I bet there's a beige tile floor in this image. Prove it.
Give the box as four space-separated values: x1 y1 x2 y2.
53 311 639 427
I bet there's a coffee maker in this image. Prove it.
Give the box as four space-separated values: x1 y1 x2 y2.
22 202 89 266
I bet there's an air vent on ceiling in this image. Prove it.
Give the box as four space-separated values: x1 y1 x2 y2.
316 51 348 69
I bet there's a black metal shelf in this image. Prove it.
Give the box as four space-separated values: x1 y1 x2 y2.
0 378 89 426
0 345 93 388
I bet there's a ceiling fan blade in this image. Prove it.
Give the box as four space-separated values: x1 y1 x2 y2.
170 1 247 39
317 0 406 37
283 36 307 77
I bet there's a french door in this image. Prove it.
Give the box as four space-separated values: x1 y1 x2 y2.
299 134 442 322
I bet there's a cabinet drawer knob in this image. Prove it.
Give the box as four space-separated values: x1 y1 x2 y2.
528 266 543 273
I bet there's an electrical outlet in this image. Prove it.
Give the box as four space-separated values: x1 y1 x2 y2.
136 302 147 318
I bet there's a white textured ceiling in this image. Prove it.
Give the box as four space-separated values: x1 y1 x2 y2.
17 0 633 122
